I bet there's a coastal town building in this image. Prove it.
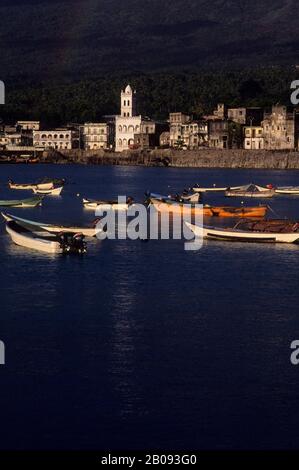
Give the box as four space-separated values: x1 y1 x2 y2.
159 131 170 147
169 113 208 149
228 107 247 125
228 107 263 126
0 132 22 148
33 129 77 150
115 85 164 151
115 85 140 151
82 123 109 150
244 126 264 149
262 105 297 150
204 104 226 121
16 121 40 131
208 119 229 149
115 85 142 152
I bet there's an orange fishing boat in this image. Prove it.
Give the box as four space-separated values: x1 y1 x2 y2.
150 198 267 218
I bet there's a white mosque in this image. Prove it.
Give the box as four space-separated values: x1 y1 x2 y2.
115 85 155 152
115 84 142 152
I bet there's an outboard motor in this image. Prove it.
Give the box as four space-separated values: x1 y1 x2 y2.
58 232 87 255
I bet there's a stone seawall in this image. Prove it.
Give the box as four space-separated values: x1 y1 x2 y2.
42 148 299 170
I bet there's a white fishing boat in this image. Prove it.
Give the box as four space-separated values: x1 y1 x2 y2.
5 220 87 254
146 191 200 203
185 220 299 244
180 192 200 203
192 184 242 193
33 186 63 196
8 181 53 191
275 186 299 195
225 184 275 198
83 197 133 211
2 213 99 238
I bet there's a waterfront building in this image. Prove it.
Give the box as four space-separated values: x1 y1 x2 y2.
33 129 76 150
204 103 227 121
228 107 263 126
169 113 208 149
262 105 297 150
208 119 229 149
82 123 109 150
169 112 190 148
115 85 142 152
228 107 247 125
244 126 264 149
16 121 40 131
0 132 22 148
115 85 162 152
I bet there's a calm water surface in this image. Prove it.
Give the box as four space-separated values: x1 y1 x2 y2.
0 164 299 450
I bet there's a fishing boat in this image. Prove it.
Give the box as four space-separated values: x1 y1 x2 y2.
185 219 299 244
33 186 63 196
225 184 275 198
5 220 87 254
180 192 200 203
150 198 267 218
0 196 43 208
8 177 65 191
2 213 99 238
147 191 200 203
83 197 133 211
192 184 242 193
275 186 299 195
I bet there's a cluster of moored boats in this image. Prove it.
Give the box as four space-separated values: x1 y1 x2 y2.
2 177 299 253
0 178 88 255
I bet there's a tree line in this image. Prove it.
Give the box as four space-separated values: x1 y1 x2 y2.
1 66 298 126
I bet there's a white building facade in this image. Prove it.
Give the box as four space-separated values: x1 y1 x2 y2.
82 123 108 150
17 121 40 131
115 85 142 152
33 129 75 150
244 126 264 150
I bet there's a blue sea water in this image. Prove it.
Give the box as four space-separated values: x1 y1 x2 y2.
0 164 299 450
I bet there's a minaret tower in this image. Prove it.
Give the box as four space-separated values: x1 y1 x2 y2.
121 84 137 117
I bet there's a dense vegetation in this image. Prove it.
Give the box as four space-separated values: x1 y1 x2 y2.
1 67 298 126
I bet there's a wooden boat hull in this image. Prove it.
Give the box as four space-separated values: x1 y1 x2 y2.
275 187 299 195
151 200 267 218
9 182 53 191
6 221 63 254
2 213 98 238
83 198 129 211
33 186 63 196
192 185 242 193
148 192 200 203
225 190 275 198
186 222 299 244
0 196 42 208
181 193 200 203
